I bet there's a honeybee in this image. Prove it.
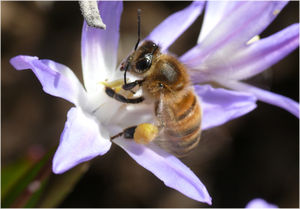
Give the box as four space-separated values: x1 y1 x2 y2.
106 12 202 157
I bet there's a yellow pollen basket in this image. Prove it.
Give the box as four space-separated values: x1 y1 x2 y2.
134 123 159 144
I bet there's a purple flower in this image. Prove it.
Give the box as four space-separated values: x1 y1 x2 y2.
246 198 278 208
180 1 299 117
9 1 299 205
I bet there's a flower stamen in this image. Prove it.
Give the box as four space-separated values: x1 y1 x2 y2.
247 35 260 45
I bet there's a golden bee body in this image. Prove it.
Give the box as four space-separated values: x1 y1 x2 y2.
119 40 202 156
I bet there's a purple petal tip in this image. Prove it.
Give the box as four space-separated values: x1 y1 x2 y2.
10 55 38 70
246 198 278 208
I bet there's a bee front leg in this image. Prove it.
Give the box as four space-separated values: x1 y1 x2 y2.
105 86 144 104
110 123 159 145
122 79 144 91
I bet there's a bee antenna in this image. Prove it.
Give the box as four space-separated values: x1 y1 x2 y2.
124 9 141 85
134 9 141 51
124 64 129 85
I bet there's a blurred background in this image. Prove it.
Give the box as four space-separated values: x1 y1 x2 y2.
1 1 299 207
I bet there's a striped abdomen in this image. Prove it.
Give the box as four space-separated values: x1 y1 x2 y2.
155 89 202 157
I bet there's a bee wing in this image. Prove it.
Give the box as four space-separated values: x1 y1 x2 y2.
154 134 200 158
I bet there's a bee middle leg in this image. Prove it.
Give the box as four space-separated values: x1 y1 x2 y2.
105 86 144 104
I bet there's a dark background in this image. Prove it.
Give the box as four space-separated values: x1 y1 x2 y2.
2 1 299 207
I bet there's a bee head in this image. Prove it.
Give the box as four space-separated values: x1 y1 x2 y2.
121 10 158 85
121 41 159 86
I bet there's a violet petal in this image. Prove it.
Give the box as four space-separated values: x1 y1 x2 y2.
10 55 86 105
81 1 123 92
212 23 299 81
53 107 111 174
220 81 299 118
145 1 205 52
181 1 288 68
195 85 257 130
113 138 212 205
197 1 243 43
246 198 278 208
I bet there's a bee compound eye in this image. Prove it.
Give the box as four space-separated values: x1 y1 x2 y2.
135 54 152 72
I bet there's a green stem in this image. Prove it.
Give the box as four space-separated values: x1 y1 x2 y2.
10 160 52 208
36 162 90 207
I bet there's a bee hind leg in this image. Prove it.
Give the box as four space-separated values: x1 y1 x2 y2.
110 123 159 145
110 126 137 140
